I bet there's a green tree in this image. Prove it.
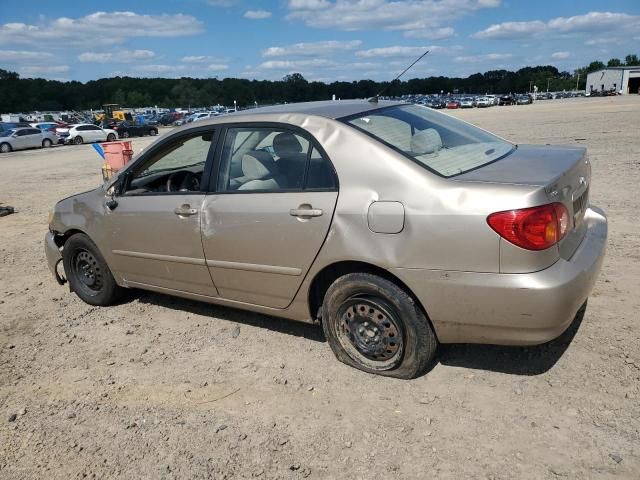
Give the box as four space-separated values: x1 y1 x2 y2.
586 61 606 73
607 58 622 67
625 54 639 66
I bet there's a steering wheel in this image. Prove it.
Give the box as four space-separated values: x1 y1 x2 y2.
166 171 200 192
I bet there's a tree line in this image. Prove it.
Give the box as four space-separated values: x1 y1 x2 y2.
1 54 638 113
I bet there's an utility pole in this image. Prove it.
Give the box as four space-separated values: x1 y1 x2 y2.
529 80 533 92
547 77 551 92
576 73 580 92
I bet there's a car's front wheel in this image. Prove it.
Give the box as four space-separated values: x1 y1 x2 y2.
0 142 12 153
322 273 437 379
149 128 158 136
73 136 83 145
106 133 116 142
121 131 130 138
63 233 123 306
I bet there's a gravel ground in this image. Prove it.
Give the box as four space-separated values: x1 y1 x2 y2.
1 97 639 479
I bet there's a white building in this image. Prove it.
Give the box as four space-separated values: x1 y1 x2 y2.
586 66 640 95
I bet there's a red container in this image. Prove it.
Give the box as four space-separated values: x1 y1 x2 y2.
102 141 134 170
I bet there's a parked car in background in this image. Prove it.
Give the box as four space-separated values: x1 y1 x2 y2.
499 94 516 106
57 124 118 145
475 97 491 108
460 97 475 108
485 95 498 106
446 99 460 109
516 94 533 105
45 100 607 378
0 121 32 134
31 122 60 132
191 112 215 123
110 121 158 139
0 127 58 153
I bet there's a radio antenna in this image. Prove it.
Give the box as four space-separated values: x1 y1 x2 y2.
368 49 430 103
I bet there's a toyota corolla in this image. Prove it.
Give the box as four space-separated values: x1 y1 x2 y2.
46 100 607 378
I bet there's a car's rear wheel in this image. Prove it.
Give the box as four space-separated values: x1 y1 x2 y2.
63 233 123 306
73 136 83 145
106 133 116 142
321 273 437 379
149 128 158 136
0 142 12 153
121 131 130 138
42 138 52 148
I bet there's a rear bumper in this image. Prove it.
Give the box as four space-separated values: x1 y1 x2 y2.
394 206 607 345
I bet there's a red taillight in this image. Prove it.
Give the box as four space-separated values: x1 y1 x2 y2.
487 203 569 251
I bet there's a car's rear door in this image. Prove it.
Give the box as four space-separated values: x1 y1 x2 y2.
103 127 219 296
200 124 339 309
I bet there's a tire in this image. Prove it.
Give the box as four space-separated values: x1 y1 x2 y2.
62 233 123 306
106 133 116 142
73 136 83 145
149 128 157 136
321 273 437 379
42 138 52 148
121 131 130 139
0 142 12 153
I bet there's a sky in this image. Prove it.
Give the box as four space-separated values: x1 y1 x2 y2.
0 0 639 83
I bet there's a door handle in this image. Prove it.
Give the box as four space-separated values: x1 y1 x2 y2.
174 204 198 216
290 205 323 218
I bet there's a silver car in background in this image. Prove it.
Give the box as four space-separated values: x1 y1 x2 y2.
0 127 58 153
45 101 607 378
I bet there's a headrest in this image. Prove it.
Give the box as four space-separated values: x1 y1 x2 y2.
410 128 442 155
241 151 277 180
273 132 303 156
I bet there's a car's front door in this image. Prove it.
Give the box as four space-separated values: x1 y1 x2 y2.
86 125 105 142
102 128 218 296
201 126 339 308
12 129 32 150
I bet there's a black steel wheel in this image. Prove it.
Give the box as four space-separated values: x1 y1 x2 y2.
336 295 403 369
322 273 437 379
63 233 123 306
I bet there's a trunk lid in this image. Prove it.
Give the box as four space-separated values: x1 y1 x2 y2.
455 144 591 259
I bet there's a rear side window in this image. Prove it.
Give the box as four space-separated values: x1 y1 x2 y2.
217 127 336 192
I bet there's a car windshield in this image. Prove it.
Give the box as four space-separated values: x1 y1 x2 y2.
343 104 515 177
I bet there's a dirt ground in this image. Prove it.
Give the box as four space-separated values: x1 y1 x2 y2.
1 97 639 480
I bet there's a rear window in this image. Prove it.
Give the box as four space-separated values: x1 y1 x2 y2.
343 104 514 177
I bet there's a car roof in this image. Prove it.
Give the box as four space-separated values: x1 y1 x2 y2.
230 99 406 120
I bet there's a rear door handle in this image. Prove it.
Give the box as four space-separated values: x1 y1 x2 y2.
174 204 198 216
290 206 323 218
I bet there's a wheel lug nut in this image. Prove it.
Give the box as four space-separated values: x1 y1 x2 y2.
364 322 369 327
358 327 365 334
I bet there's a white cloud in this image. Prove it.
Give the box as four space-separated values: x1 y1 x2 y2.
181 55 228 63
208 64 229 71
404 26 454 40
288 0 331 10
258 59 336 69
0 50 54 63
244 10 272 19
18 65 70 77
286 0 500 31
0 11 204 46
474 11 640 40
551 51 570 60
78 50 156 63
263 40 362 57
355 45 458 58
453 53 513 63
